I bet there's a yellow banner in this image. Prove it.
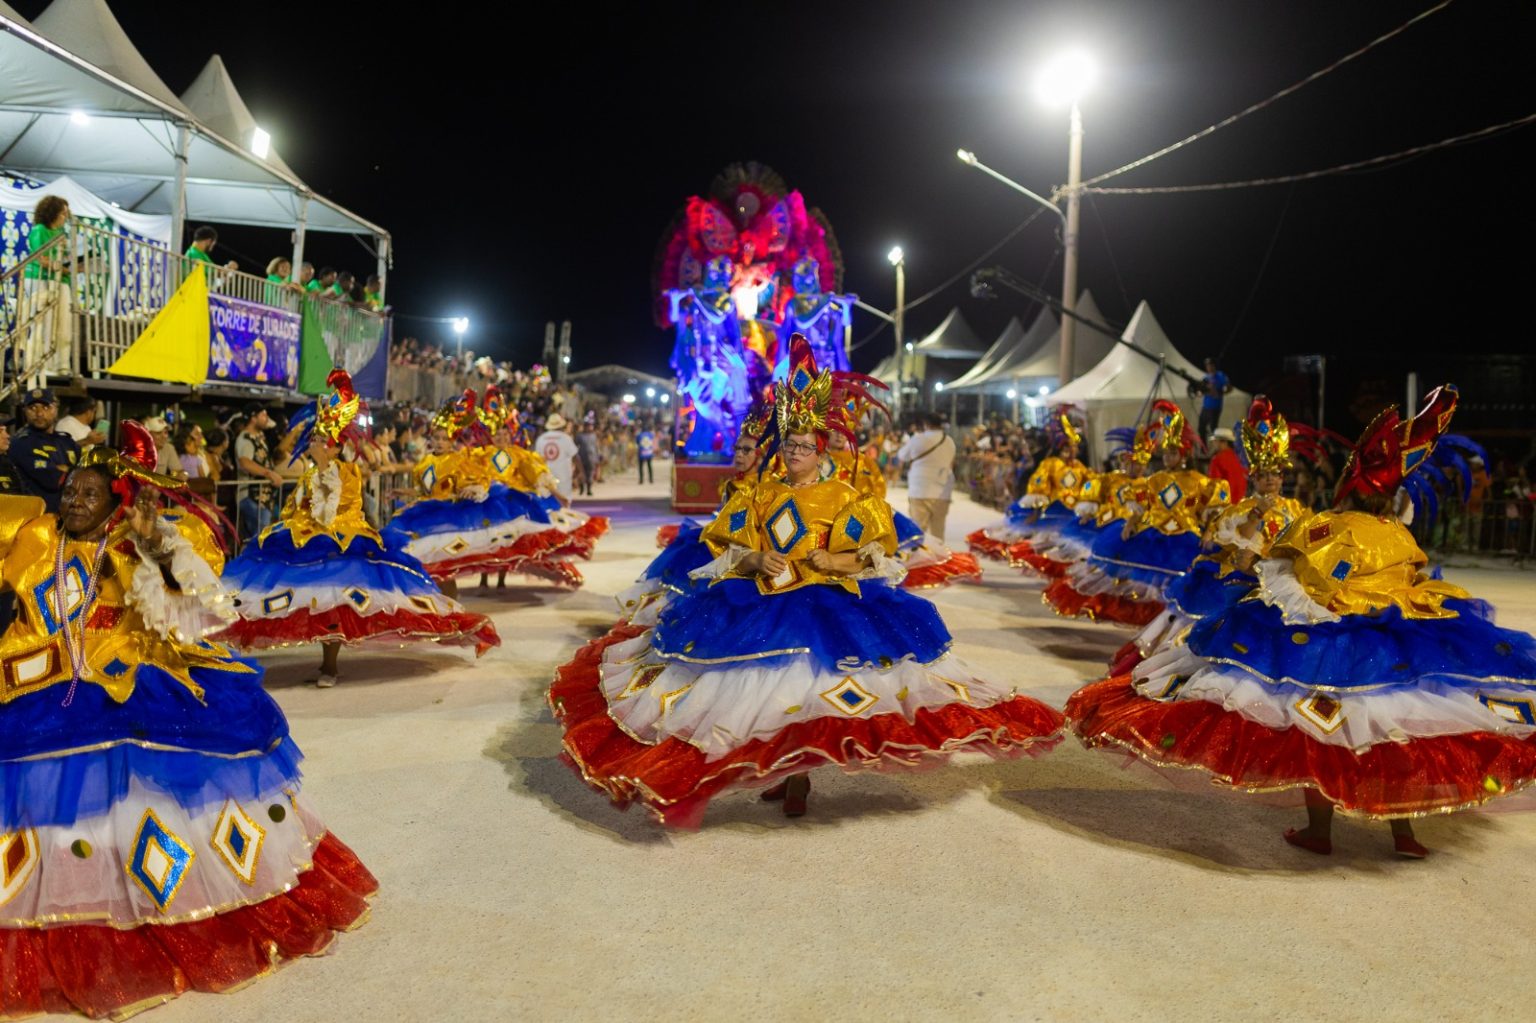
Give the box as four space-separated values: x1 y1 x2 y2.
108 269 211 384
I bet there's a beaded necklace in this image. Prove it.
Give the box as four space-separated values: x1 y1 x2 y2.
55 529 111 707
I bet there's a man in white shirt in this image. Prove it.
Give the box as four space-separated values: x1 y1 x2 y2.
534 413 579 502
55 395 106 449
895 412 956 539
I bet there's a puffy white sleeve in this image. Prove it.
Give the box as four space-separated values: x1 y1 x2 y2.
311 461 342 527
129 520 239 643
689 543 752 581
1254 557 1340 625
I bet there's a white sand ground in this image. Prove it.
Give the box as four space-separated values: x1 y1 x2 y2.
84 480 1536 1022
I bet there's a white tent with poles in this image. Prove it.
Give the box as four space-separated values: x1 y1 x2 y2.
1046 300 1251 465
0 0 388 274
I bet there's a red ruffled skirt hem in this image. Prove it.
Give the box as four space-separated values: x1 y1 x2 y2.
965 529 1011 562
1007 541 1069 578
1065 676 1536 818
656 523 681 549
1043 577 1164 627
902 552 983 590
548 623 1066 828
220 606 500 656
422 518 607 582
0 833 377 1021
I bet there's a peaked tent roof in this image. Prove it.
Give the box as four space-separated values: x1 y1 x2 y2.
0 1 387 237
0 1 32 27
945 316 1026 390
1000 290 1120 385
911 307 986 359
1045 300 1253 459
31 0 192 116
179 55 298 180
947 309 1064 393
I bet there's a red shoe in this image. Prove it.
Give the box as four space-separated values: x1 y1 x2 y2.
760 781 788 802
782 775 811 818
1393 834 1429 859
1283 828 1332 856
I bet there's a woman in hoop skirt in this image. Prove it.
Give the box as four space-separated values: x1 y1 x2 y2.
0 423 376 1019
549 336 1063 826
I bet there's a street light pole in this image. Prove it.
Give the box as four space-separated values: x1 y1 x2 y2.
1059 101 1083 388
888 246 906 422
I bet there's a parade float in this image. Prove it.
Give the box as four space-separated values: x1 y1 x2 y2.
653 163 855 511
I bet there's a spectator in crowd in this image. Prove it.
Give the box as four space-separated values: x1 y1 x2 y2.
298 262 316 289
22 195 79 380
176 423 210 479
1206 427 1247 503
636 423 656 483
575 417 602 495
143 417 180 476
0 425 22 493
185 225 238 277
896 412 957 539
535 413 579 502
265 257 304 297
55 395 106 449
310 267 337 293
363 274 385 311
331 271 356 300
234 407 284 542
8 387 79 512
24 195 74 282
204 426 230 483
1199 357 1231 439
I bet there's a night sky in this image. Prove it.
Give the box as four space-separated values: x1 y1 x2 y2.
23 0 1536 414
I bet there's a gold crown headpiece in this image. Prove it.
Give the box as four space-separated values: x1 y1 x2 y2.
1240 396 1293 474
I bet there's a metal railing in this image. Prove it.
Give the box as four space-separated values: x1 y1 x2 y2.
0 230 73 403
2 219 392 396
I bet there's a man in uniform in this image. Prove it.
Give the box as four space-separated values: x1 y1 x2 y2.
8 387 80 511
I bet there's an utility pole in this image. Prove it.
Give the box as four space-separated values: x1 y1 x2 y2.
542 321 556 366
1059 100 1084 388
557 320 572 385
889 247 905 422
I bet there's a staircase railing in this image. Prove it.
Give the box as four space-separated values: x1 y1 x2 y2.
0 230 74 405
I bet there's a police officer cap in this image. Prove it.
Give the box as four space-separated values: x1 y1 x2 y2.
20 387 56 407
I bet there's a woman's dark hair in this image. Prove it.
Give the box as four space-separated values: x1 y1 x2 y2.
204 426 228 450
34 195 69 227
175 425 200 454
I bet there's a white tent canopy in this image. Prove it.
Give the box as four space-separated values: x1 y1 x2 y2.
1047 300 1252 464
945 316 1028 391
1000 290 1119 389
0 172 170 244
180 55 299 182
0 1 386 239
911 307 986 359
947 308 1062 393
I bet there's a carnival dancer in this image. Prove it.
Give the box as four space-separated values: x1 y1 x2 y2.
0 423 377 1019
627 417 766 628
549 337 1063 826
1114 397 1314 674
219 371 497 688
1066 385 1536 858
967 412 1090 571
1025 426 1151 580
1044 401 1230 627
471 388 609 590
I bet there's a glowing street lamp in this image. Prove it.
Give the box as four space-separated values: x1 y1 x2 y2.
451 316 469 359
250 126 271 159
645 387 656 399
622 393 636 404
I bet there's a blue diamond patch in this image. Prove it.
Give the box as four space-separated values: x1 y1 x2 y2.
845 515 865 543
765 501 807 554
227 822 247 860
839 689 863 708
1159 482 1183 508
32 556 89 635
1331 560 1352 581
728 509 747 533
102 658 130 678
127 810 194 912
792 367 812 391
